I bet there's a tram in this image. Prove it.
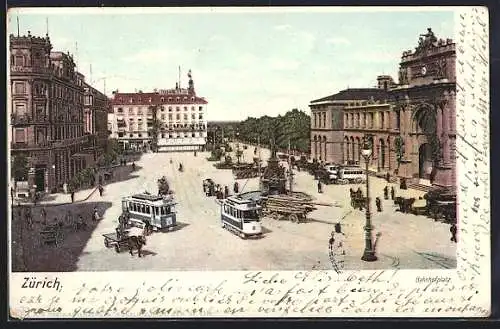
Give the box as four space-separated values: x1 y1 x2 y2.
121 193 177 231
220 195 262 239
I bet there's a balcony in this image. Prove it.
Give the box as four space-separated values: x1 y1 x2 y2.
11 140 52 150
10 65 52 75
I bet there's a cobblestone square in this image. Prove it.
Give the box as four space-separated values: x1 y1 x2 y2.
11 144 456 272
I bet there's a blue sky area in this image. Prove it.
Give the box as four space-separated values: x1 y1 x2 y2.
7 8 455 120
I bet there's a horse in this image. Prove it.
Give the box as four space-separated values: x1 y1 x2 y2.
126 235 147 257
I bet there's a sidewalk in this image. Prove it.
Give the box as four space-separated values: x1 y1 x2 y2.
13 187 98 208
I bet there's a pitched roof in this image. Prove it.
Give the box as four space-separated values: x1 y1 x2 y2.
111 92 208 106
311 88 389 103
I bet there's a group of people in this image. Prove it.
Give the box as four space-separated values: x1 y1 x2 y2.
203 180 239 200
17 205 99 233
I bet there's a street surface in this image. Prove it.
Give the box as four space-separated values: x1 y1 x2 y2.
11 144 456 271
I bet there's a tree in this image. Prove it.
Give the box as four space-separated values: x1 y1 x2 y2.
12 154 29 181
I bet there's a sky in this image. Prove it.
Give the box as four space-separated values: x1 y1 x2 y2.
7 8 455 121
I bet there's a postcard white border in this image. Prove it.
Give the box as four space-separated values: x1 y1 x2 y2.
7 6 491 318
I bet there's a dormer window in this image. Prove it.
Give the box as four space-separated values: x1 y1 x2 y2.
191 97 195 101
183 97 187 101
161 97 164 102
176 97 180 101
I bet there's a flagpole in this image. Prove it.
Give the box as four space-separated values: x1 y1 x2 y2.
17 16 20 36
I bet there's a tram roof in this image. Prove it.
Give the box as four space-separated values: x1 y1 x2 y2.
124 193 176 204
224 196 260 209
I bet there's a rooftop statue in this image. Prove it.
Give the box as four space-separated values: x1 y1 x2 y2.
415 28 438 54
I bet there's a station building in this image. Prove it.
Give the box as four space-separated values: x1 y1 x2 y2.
310 28 456 189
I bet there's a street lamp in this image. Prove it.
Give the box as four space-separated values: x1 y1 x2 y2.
361 141 377 262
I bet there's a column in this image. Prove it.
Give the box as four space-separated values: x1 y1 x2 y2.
442 103 450 164
436 104 443 138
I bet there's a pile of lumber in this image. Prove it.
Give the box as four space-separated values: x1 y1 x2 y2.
264 195 316 214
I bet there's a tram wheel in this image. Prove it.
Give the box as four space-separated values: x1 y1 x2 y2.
289 214 299 223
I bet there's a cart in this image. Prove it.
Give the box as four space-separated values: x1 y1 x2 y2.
40 224 63 246
261 195 331 223
103 231 131 253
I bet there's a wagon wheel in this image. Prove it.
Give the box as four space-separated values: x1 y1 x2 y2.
289 213 299 223
271 212 280 220
104 238 110 248
114 244 120 253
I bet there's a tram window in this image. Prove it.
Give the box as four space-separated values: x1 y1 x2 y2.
145 206 150 214
155 207 159 216
160 207 165 215
132 203 137 212
141 205 145 213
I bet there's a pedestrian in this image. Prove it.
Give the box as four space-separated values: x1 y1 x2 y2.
41 207 47 225
390 186 395 200
450 223 458 243
329 223 346 272
93 208 100 222
317 180 322 193
25 211 33 230
71 191 75 203
98 184 104 197
224 186 229 199
376 197 382 212
386 172 391 182
76 214 86 230
384 186 389 200
233 181 239 194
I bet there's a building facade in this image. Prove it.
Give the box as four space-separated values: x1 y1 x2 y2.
83 83 110 160
109 71 208 152
310 28 456 189
9 32 90 193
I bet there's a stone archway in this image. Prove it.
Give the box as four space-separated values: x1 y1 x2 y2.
355 137 361 164
419 143 433 180
323 136 327 162
350 136 355 164
379 138 386 169
345 136 350 163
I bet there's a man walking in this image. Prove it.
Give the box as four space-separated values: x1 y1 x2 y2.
450 223 458 243
390 186 395 200
98 184 104 197
71 191 75 203
317 180 322 193
376 197 382 212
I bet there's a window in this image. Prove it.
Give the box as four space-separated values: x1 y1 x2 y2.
118 132 124 137
129 98 133 103
323 113 326 128
129 133 133 137
145 206 150 214
161 97 164 102
161 133 165 138
199 114 203 120
117 107 123 113
184 106 188 111
184 114 188 120
168 114 172 120
380 112 385 129
199 106 203 111
161 114 166 120
191 114 195 120
138 133 142 138
176 97 180 101
191 106 195 111
369 113 374 128
176 107 180 112
176 114 180 120
192 133 195 137
129 108 134 114
15 128 26 143
14 82 25 94
168 107 172 112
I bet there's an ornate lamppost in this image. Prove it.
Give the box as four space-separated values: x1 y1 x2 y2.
361 140 377 262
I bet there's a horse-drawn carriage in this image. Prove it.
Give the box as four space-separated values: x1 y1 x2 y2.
102 227 147 257
350 189 366 210
424 188 457 223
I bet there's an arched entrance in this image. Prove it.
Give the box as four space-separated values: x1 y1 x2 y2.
345 136 350 163
419 143 433 180
313 135 318 160
379 138 386 169
323 136 327 162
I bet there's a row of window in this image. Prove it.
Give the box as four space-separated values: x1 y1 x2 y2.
128 202 173 216
12 81 84 104
222 205 260 220
116 106 203 114
313 112 327 128
344 111 396 130
119 96 197 103
117 132 206 138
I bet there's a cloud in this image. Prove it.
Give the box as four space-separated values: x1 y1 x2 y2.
274 24 292 31
326 36 351 46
